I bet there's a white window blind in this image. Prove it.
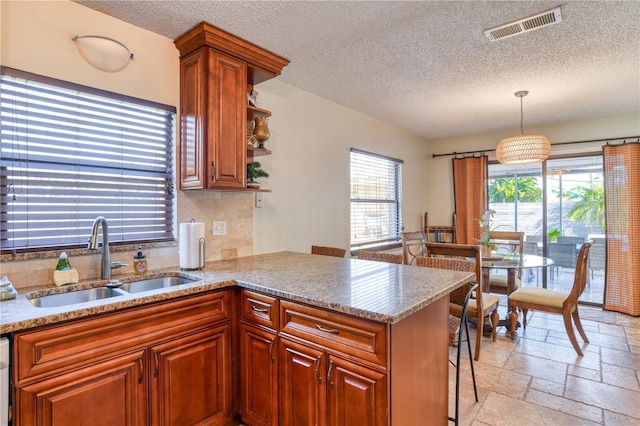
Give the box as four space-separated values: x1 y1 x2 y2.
0 67 176 253
350 148 403 249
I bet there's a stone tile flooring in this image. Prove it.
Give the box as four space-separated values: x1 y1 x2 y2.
450 302 640 425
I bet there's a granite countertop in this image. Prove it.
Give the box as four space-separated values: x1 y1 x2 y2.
0 251 474 333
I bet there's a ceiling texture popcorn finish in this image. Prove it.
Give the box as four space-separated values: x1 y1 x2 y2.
74 1 640 140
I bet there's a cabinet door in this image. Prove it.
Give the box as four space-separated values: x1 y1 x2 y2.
240 324 278 426
279 338 326 426
150 325 231 426
179 48 207 189
16 350 147 426
208 49 247 190
327 355 387 426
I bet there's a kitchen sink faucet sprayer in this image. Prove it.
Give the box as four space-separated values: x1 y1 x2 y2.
88 216 126 280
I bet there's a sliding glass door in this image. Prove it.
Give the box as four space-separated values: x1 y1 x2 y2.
488 153 604 305
545 156 604 304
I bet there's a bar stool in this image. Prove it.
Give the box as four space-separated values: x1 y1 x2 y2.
449 283 479 425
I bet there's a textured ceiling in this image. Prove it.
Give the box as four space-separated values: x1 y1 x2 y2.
74 0 640 140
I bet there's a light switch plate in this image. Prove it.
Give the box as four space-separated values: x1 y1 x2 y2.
255 192 264 208
212 221 226 236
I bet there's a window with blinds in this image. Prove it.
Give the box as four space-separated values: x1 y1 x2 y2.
0 67 176 253
350 148 403 249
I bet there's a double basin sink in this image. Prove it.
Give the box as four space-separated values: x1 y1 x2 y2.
29 275 199 308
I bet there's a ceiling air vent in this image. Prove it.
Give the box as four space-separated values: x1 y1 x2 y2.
484 7 563 42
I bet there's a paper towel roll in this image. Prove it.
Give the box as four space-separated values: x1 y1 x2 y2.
179 222 205 270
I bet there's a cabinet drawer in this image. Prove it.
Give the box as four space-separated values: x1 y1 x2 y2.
15 290 230 384
279 300 387 367
241 290 278 330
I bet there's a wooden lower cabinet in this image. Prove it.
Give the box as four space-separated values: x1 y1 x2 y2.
278 337 387 426
239 324 278 426
278 338 326 426
240 291 449 426
17 349 148 426
327 355 387 426
151 325 231 426
14 291 232 426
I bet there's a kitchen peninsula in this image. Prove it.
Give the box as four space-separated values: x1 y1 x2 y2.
2 252 474 426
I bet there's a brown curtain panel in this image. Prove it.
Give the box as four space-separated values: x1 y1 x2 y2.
603 143 640 316
452 155 488 245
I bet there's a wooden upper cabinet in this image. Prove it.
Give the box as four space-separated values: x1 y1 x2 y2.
174 22 289 191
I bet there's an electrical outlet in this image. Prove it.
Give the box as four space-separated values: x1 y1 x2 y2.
255 192 264 208
212 221 226 236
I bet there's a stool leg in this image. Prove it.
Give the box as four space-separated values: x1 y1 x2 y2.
463 316 478 402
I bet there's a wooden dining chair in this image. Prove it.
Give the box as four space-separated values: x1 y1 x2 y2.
311 245 346 257
422 242 500 361
401 231 426 265
508 239 595 356
357 250 404 264
487 231 524 294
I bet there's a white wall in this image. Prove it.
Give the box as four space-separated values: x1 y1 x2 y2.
252 80 429 254
0 0 178 106
424 112 640 227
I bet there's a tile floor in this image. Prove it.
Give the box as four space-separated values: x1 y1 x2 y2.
450 301 640 425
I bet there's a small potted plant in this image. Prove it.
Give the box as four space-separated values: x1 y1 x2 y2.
547 228 560 242
246 161 269 189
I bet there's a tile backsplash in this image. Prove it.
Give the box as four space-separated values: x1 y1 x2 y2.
1 191 254 289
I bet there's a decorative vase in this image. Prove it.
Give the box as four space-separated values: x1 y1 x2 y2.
246 180 261 189
481 245 492 258
252 117 270 147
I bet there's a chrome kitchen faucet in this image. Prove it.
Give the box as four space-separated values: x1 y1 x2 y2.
88 216 126 280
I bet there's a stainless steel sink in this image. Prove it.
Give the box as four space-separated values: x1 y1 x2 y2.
115 276 198 293
29 287 126 308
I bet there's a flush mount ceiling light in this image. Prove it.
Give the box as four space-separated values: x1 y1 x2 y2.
496 91 551 164
72 35 133 72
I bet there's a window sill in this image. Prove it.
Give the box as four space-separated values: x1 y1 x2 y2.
0 240 177 263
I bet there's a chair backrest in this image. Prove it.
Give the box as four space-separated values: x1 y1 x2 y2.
588 242 605 271
418 243 484 313
489 231 524 278
488 231 524 254
547 242 577 268
357 251 404 264
557 236 585 245
425 242 482 287
523 241 539 255
401 231 426 265
417 255 478 308
568 239 595 304
526 234 542 243
311 245 346 257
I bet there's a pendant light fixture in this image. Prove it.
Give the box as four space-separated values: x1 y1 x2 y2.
496 91 551 164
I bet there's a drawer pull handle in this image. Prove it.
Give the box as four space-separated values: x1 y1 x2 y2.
316 324 339 334
268 339 275 363
327 360 335 390
153 352 159 378
315 356 322 384
251 305 269 314
137 357 144 384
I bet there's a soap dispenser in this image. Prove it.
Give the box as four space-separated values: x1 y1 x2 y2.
53 252 79 286
133 246 147 275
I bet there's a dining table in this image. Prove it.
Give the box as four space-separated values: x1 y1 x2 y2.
480 252 555 295
480 253 555 331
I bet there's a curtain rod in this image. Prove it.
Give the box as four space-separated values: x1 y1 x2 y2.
431 135 640 158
